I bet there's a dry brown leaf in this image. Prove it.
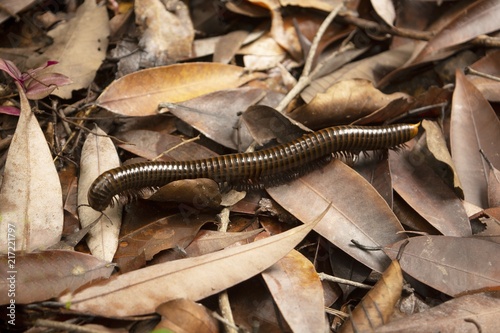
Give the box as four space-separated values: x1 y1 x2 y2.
117 129 218 162
340 260 403 333
135 0 194 66
301 44 414 103
377 291 500 333
0 85 63 253
26 0 109 99
96 62 262 116
412 0 500 64
262 249 327 333
161 87 266 150
389 148 471 237
268 159 407 272
114 213 212 272
0 250 114 304
467 50 500 102
148 179 221 208
247 0 301 60
451 70 500 208
385 236 500 297
214 29 250 64
422 120 462 194
59 218 318 317
155 299 219 333
482 153 500 208
289 79 410 128
78 126 122 262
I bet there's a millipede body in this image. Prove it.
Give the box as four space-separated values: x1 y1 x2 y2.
87 123 419 211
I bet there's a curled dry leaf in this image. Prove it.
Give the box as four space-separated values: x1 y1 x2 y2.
451 70 500 208
339 259 403 333
289 79 410 128
155 299 219 333
268 159 407 273
422 120 462 195
96 63 262 116
262 249 327 333
385 236 500 297
147 179 222 208
371 0 396 26
135 0 194 66
59 218 318 317
0 85 63 253
0 250 114 304
78 126 122 262
26 0 109 99
377 291 500 333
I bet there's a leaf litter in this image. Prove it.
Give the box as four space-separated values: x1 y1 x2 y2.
0 1 499 332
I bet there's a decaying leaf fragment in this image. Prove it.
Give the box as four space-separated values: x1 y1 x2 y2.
339 259 403 333
155 299 219 333
0 84 63 253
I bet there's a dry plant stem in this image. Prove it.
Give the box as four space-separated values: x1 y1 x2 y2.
217 208 238 333
318 272 372 289
465 67 500 82
34 319 105 333
153 135 200 161
275 3 344 112
341 15 434 40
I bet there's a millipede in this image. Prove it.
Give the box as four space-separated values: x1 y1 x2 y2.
87 123 419 211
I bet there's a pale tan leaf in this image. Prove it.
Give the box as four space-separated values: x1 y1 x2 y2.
96 63 262 116
262 250 327 333
0 85 63 253
59 218 318 317
26 0 109 99
371 0 396 26
78 126 122 262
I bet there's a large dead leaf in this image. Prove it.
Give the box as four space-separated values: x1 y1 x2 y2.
268 159 407 272
451 70 500 208
389 149 471 237
161 87 266 150
262 250 326 333
0 250 114 304
26 0 109 99
0 85 63 253
377 291 500 333
78 126 122 262
385 236 500 297
59 218 318 317
340 260 403 333
289 79 410 128
96 63 261 116
412 0 500 64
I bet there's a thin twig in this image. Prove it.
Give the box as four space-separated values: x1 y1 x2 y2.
275 3 345 112
465 67 500 82
34 319 107 333
318 272 372 289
